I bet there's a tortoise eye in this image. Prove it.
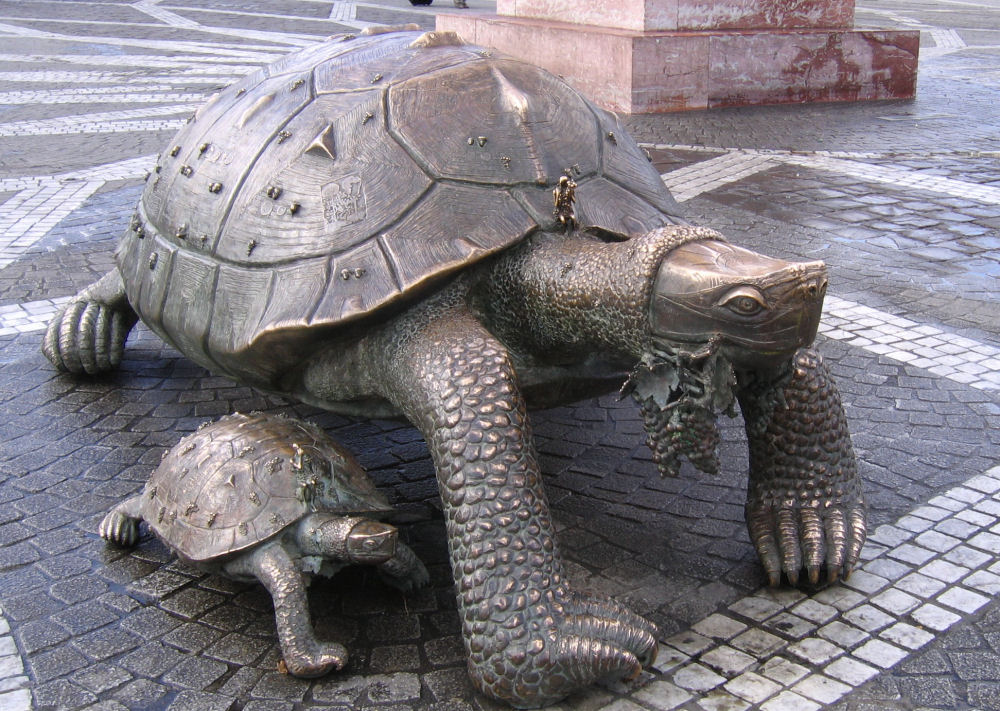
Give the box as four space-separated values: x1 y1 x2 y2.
718 287 767 316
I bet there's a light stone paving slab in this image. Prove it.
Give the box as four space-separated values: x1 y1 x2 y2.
661 153 777 202
0 105 194 138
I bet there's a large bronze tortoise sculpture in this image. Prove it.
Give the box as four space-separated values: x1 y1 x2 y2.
44 28 865 708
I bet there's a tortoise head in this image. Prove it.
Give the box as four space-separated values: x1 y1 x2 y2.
650 240 827 370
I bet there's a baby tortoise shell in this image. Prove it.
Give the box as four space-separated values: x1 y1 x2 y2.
141 412 391 562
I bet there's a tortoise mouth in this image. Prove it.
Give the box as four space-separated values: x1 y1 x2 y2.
650 240 827 370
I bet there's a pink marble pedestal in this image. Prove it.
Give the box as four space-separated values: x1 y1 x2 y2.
437 0 918 113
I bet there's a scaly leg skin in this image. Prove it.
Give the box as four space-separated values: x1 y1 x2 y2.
98 496 144 546
237 543 347 678
42 268 138 375
377 300 657 709
377 541 430 593
738 348 866 586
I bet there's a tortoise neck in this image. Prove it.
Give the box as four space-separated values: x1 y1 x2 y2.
475 227 722 363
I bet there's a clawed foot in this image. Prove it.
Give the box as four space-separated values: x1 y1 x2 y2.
282 640 348 678
378 541 430 593
98 509 140 547
472 592 658 708
43 298 134 374
747 495 866 586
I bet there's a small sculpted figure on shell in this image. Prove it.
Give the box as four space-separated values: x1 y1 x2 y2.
50 27 864 709
99 412 429 678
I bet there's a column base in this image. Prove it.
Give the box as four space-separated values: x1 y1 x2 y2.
437 13 919 114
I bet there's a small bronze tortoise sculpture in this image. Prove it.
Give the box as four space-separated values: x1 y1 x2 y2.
48 28 865 708
99 412 429 678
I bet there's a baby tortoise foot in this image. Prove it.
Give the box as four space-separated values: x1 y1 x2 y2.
377 541 430 593
281 640 348 678
42 270 136 374
98 497 142 547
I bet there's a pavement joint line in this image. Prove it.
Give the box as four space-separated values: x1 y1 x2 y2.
655 145 1000 205
0 54 276 68
622 466 1000 711
0 89 208 105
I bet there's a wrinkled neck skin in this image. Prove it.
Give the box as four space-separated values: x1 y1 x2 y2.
472 225 724 369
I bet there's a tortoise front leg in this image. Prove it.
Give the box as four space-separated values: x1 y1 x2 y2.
43 267 138 374
373 300 657 709
739 348 866 586
230 542 347 678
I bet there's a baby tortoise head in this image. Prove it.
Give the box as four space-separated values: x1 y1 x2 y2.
650 240 828 370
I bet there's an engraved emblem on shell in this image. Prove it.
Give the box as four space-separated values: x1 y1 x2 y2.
321 175 366 227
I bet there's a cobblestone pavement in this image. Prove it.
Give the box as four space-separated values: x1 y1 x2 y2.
1 0 999 710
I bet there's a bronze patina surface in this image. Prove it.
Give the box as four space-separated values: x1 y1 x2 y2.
99 412 429 678
46 29 864 709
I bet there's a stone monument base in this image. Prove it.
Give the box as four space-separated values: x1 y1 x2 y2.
437 13 919 113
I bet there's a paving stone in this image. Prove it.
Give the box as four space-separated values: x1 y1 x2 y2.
632 680 693 710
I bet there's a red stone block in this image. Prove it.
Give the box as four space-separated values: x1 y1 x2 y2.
437 12 918 113
495 0 854 31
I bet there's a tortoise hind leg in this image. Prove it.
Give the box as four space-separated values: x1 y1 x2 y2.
43 268 138 374
99 495 144 546
232 542 347 678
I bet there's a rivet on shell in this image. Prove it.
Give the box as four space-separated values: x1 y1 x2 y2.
238 445 254 458
169 145 181 157
175 225 187 240
207 512 218 527
184 502 199 516
500 155 511 169
249 490 261 505
607 131 617 144
198 421 211 430
238 522 249 535
135 225 144 238
198 142 209 155
276 130 292 143
477 136 487 147
208 182 222 193
371 73 383 83
353 267 366 278
179 164 193 177
265 457 282 474
291 78 305 90
270 513 284 526
148 486 157 499
149 252 158 270
236 88 246 96
289 202 301 215
180 441 195 454
362 112 374 124
157 506 166 523
247 239 257 256
266 186 282 199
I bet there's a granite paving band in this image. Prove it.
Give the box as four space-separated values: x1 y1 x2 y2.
1 0 999 710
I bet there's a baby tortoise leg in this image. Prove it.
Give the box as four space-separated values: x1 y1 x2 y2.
377 541 430 593
739 348 866 586
232 542 347 678
98 495 144 546
376 301 657 709
43 268 138 374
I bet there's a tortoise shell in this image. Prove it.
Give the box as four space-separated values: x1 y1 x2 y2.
139 413 391 562
116 29 681 385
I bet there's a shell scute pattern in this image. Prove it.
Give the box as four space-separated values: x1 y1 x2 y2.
138 413 390 562
117 30 684 385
